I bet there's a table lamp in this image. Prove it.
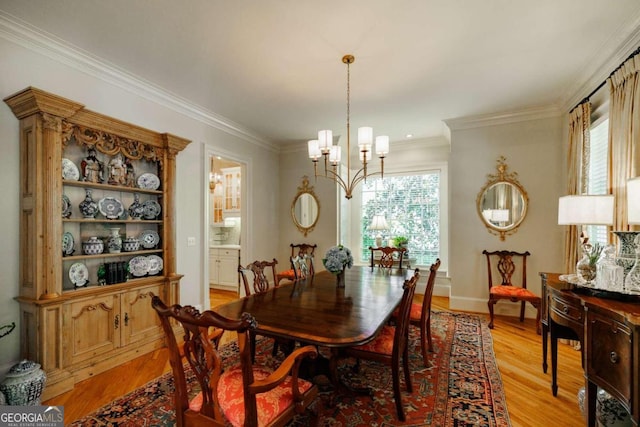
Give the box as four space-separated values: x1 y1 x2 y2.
558 195 614 284
370 214 389 248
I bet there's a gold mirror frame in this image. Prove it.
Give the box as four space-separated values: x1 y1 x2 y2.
476 156 529 241
291 176 320 237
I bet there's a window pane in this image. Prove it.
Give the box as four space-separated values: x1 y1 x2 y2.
585 118 609 245
360 173 440 265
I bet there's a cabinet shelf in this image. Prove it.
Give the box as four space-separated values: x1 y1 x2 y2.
62 249 162 261
63 179 162 195
63 218 162 224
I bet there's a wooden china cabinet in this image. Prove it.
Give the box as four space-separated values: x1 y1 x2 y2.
4 87 190 400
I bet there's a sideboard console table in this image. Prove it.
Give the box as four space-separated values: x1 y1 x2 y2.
540 272 640 427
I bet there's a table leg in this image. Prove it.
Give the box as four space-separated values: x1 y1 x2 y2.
550 325 558 396
542 323 548 374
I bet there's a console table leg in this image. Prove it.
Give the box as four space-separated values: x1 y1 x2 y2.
550 327 558 396
542 323 548 374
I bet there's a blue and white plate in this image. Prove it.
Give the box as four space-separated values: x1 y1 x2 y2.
137 173 160 190
139 230 160 249
69 262 88 287
129 256 150 277
142 200 161 220
62 158 80 181
98 197 124 220
147 255 163 275
62 231 74 256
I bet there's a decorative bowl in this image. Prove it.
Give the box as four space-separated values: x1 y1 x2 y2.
82 237 104 255
122 238 140 252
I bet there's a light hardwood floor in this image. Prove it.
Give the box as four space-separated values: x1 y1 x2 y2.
44 291 584 426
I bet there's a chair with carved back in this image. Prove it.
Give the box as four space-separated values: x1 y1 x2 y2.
483 249 541 334
238 258 294 358
339 269 420 421
152 296 319 427
276 244 317 285
239 259 279 295
369 246 406 270
408 259 441 366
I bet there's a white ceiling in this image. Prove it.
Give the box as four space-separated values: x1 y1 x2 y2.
2 0 640 146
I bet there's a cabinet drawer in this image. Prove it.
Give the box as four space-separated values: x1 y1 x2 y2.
549 292 583 328
587 310 632 408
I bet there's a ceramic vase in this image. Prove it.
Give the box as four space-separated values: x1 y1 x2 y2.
107 228 122 253
128 193 144 220
82 236 104 255
79 188 98 219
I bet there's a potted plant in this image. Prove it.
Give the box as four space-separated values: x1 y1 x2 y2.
393 236 409 249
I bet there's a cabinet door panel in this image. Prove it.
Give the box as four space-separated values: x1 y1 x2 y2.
218 253 239 287
64 294 120 366
122 284 164 346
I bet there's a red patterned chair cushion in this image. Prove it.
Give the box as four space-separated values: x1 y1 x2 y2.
351 325 395 355
490 285 537 299
189 366 314 427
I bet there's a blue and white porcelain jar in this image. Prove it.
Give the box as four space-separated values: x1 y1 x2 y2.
107 228 122 253
0 360 46 405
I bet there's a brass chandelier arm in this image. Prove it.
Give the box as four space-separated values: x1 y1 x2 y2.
313 164 382 200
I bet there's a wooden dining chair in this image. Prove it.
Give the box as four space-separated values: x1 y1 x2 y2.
276 243 317 285
239 259 279 295
408 259 441 366
369 246 406 270
151 296 319 427
340 269 420 422
239 258 293 357
483 249 541 334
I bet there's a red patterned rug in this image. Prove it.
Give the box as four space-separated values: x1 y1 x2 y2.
69 312 510 426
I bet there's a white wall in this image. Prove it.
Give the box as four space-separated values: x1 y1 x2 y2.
0 37 280 371
448 116 566 315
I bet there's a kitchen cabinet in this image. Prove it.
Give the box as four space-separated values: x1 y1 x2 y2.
210 247 240 289
221 166 241 215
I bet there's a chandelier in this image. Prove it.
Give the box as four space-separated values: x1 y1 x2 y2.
308 54 389 199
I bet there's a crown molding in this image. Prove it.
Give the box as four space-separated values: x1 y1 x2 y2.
444 104 562 131
0 11 278 152
561 14 640 112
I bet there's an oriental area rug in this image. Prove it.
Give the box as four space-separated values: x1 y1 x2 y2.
69 312 510 426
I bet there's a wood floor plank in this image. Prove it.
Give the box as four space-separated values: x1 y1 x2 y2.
44 292 585 426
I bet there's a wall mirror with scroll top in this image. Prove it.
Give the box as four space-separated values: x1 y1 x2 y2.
476 156 528 241
291 176 319 236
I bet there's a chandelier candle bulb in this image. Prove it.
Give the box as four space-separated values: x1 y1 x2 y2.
318 130 332 153
329 145 341 164
308 140 321 160
358 127 373 146
375 135 389 156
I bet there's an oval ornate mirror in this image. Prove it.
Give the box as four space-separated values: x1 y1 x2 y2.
291 176 320 236
476 156 529 240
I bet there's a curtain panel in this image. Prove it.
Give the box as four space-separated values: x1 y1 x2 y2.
564 102 591 273
608 53 640 231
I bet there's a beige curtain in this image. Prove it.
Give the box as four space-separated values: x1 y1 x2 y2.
608 53 640 231
563 102 591 273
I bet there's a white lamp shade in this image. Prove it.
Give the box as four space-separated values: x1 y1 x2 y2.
370 214 389 230
357 127 373 147
375 135 389 156
329 145 341 164
318 130 332 153
558 195 614 225
627 177 640 224
307 140 321 160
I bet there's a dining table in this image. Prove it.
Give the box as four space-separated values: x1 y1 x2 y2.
215 265 412 348
215 265 414 385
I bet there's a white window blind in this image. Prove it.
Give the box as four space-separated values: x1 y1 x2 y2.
585 118 609 245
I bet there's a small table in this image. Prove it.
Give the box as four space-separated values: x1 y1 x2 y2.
369 246 411 269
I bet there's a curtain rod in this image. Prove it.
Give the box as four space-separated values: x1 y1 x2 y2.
572 45 640 111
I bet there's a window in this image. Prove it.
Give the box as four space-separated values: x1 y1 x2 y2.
585 118 609 245
359 172 440 266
